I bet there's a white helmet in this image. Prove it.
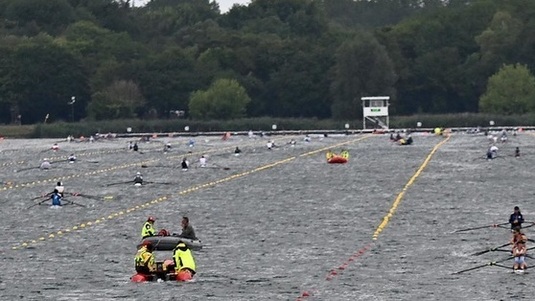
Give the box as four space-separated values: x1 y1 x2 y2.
136 172 141 175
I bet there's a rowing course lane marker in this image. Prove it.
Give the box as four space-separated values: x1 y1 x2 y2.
11 135 370 250
296 135 451 300
372 135 451 240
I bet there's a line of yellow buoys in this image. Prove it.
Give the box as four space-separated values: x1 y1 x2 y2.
372 136 451 240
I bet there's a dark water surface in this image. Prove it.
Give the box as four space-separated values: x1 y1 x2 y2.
0 133 532 300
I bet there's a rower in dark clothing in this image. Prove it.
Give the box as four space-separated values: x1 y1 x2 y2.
515 147 520 158
510 206 524 229
181 158 189 170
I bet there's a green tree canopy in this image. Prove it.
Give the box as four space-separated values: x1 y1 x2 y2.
189 78 250 120
5 0 74 35
479 63 535 114
87 80 145 120
330 32 397 119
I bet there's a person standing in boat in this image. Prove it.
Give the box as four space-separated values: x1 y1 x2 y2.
510 206 524 229
512 240 527 271
141 216 156 239
515 147 520 158
173 241 196 281
134 172 143 185
174 216 197 240
51 189 62 206
135 241 156 275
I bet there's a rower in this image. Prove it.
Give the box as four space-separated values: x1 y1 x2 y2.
40 158 51 170
133 142 139 152
68 153 77 163
134 172 143 185
164 142 171 152
515 147 520 158
234 147 242 155
513 240 528 271
509 206 524 230
55 182 65 197
181 158 189 171
50 189 62 206
52 143 59 151
199 155 207 168
511 228 528 247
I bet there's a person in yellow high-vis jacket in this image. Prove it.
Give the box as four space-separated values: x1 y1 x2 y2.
141 216 156 239
135 241 156 274
173 241 196 281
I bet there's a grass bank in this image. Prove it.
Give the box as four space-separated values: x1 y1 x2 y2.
0 113 532 138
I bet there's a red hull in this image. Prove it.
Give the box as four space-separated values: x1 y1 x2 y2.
327 156 348 164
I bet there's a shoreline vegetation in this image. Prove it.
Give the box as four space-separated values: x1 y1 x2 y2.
0 113 533 138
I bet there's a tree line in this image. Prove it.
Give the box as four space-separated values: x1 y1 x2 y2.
1 0 534 124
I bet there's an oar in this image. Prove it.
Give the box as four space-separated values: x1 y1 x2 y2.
106 181 133 187
522 222 535 229
145 181 174 185
31 193 50 201
453 256 513 275
472 242 512 256
69 193 101 200
141 164 175 168
64 200 86 208
15 166 39 173
212 163 231 170
453 222 509 233
50 160 67 164
26 198 50 209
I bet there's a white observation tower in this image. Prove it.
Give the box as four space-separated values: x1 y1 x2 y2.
361 96 390 130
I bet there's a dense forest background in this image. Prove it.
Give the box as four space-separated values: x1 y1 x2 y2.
1 0 534 125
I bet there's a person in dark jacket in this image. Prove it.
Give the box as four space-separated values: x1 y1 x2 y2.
175 216 197 240
510 206 524 229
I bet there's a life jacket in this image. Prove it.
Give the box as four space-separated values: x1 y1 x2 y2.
135 246 155 273
173 243 196 274
141 221 155 239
